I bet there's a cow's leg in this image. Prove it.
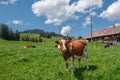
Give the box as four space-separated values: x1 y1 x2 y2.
85 51 89 70
78 57 81 68
86 54 89 70
71 56 74 75
66 62 69 71
84 46 89 70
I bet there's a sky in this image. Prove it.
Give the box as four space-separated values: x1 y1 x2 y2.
0 0 120 38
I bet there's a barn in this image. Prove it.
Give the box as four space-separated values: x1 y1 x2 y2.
84 26 120 42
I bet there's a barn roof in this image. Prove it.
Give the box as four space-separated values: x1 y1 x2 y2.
84 26 120 39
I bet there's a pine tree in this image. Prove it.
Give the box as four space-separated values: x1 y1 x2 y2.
9 28 14 40
78 35 82 39
14 30 20 41
38 34 43 42
0 24 10 40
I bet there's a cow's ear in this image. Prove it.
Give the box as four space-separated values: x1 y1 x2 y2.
55 41 59 44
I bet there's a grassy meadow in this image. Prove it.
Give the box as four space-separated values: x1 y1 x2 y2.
0 38 120 80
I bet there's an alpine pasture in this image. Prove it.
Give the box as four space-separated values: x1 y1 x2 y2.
0 38 120 80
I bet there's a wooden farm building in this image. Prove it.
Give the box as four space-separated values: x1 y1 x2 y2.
84 26 120 42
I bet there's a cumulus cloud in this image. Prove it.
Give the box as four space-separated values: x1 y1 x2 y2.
74 0 102 13
32 0 103 25
12 20 23 25
9 0 18 4
0 0 18 5
6 20 30 26
83 16 91 27
109 23 120 28
0 1 9 5
100 0 120 21
61 25 71 36
89 11 97 16
32 0 77 25
115 23 120 26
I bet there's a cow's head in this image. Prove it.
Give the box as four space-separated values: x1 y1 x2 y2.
55 39 70 56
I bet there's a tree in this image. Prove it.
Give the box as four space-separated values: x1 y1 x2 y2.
0 24 10 40
50 32 56 37
78 35 82 39
38 34 43 42
40 32 46 37
46 32 51 38
9 28 14 40
14 30 20 41
63 35 72 40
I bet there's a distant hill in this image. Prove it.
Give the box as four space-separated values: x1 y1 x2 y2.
21 29 45 34
20 29 64 38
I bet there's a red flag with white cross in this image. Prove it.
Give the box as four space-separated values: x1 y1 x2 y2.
103 29 107 33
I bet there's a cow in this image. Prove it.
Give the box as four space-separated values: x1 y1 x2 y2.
55 39 89 75
22 45 36 48
104 41 113 48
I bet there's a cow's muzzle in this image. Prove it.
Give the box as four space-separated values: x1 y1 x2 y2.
55 45 60 48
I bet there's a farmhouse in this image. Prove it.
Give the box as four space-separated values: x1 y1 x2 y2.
84 26 120 42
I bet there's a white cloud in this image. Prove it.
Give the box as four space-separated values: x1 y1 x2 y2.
6 20 30 26
100 0 120 21
0 1 9 5
32 0 103 25
32 0 77 25
12 20 23 25
83 16 91 27
109 23 120 28
0 0 18 5
89 11 97 16
115 23 120 26
9 0 18 4
74 0 103 13
61 25 71 36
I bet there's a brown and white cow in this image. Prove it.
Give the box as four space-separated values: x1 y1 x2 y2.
22 45 36 48
104 41 113 48
55 39 89 75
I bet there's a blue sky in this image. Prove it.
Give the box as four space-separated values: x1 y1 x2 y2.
0 0 120 37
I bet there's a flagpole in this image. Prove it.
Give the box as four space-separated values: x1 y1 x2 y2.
59 25 61 39
90 15 93 42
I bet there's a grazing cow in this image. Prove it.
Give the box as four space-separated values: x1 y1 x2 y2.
104 41 113 48
55 39 89 75
22 45 36 48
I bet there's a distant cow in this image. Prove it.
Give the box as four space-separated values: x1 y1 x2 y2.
104 42 113 48
55 39 89 75
22 45 36 48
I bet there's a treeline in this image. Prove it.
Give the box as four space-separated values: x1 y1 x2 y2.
39 32 63 38
0 24 20 41
20 34 43 42
0 23 63 42
21 29 63 38
0 24 43 42
21 29 83 40
0 23 82 42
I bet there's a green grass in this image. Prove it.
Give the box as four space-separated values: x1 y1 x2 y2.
0 39 120 80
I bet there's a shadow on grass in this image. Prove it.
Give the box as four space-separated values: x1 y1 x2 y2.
88 65 97 71
74 69 84 80
74 65 97 80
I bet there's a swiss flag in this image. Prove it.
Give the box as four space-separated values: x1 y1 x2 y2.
103 29 107 33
